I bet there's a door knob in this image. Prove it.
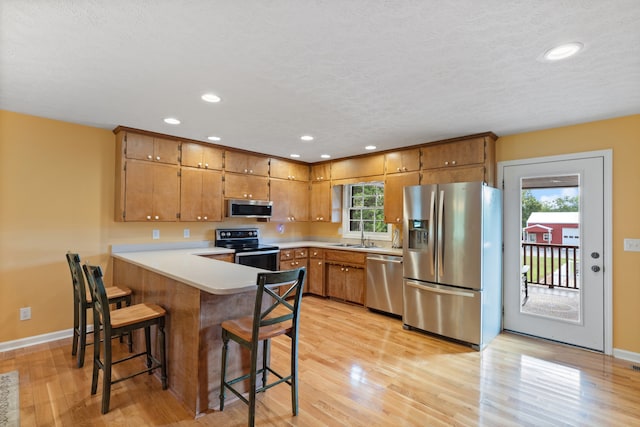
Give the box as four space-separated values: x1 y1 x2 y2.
591 252 600 259
591 265 601 272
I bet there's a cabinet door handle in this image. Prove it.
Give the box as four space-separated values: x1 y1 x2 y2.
444 161 449 166
156 156 161 161
203 216 208 220
147 155 153 160
154 215 159 220
198 162 202 167
204 163 208 168
244 169 248 173
197 216 202 220
452 160 456 165
146 215 152 220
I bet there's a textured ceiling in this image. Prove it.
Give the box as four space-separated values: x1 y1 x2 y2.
1 1 639 162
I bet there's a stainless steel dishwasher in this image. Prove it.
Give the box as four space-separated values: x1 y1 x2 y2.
366 254 403 316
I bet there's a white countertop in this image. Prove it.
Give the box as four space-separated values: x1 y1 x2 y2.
276 241 403 256
112 241 402 296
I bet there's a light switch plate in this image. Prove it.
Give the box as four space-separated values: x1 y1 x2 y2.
184 228 190 238
153 229 160 240
623 238 640 252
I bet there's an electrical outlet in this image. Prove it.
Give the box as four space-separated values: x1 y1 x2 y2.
183 228 190 238
20 307 31 320
152 229 160 239
624 238 640 252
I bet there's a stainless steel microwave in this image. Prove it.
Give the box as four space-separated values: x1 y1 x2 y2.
227 199 273 218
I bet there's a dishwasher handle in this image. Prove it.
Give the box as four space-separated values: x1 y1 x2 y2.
366 257 403 264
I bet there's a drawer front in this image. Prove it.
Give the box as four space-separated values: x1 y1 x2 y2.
280 249 295 261
294 248 307 259
324 250 366 265
309 248 324 259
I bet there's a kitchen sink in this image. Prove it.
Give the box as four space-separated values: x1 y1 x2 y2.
330 243 379 249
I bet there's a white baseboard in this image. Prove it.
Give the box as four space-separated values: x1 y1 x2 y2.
0 329 73 353
613 348 640 364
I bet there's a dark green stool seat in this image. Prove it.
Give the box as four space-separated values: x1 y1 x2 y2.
219 268 306 427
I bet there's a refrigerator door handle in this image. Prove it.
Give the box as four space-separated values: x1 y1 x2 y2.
405 280 475 298
437 189 445 280
429 190 436 274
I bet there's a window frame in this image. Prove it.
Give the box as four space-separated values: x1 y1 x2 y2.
341 182 391 241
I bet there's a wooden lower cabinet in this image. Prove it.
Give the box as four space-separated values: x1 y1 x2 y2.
308 249 325 296
324 249 366 305
326 263 364 304
279 248 308 296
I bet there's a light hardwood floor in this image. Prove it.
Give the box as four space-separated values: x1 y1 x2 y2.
2 296 640 426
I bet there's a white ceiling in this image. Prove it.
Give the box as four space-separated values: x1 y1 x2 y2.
1 1 639 162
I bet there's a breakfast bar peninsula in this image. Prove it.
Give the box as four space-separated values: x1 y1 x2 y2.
112 245 268 417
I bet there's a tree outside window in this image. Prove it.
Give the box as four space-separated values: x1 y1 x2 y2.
343 183 390 238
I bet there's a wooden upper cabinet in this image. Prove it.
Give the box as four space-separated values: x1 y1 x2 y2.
270 179 309 222
224 151 269 176
421 137 486 170
180 168 223 222
385 148 421 174
224 173 269 200
181 142 223 170
310 163 331 181
310 181 331 222
124 132 180 165
421 135 496 186
331 154 385 180
270 158 309 181
122 160 179 221
384 172 420 224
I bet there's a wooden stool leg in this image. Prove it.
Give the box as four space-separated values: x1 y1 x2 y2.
262 340 269 387
102 334 112 414
145 327 152 369
91 328 100 395
219 331 229 411
77 304 88 368
159 320 168 389
291 336 299 415
249 343 259 427
72 299 80 357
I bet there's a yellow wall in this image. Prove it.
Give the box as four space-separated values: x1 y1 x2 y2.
2 110 639 354
0 110 308 343
496 114 640 353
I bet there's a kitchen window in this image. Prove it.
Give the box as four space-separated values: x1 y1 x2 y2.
342 182 391 240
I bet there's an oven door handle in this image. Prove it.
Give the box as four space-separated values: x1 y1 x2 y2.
235 249 281 258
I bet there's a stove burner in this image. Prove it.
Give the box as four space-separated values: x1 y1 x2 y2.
214 228 279 252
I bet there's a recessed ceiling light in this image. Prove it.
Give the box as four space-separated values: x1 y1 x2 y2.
300 135 314 141
207 136 221 141
320 154 331 159
290 154 301 158
201 93 221 103
365 145 377 150
164 117 180 125
542 42 583 61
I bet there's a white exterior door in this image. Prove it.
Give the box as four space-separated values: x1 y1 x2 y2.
501 153 609 352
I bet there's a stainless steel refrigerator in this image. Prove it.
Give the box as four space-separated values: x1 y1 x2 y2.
402 182 502 349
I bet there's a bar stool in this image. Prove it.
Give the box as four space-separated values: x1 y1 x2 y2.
83 263 168 414
65 252 133 368
219 268 306 427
